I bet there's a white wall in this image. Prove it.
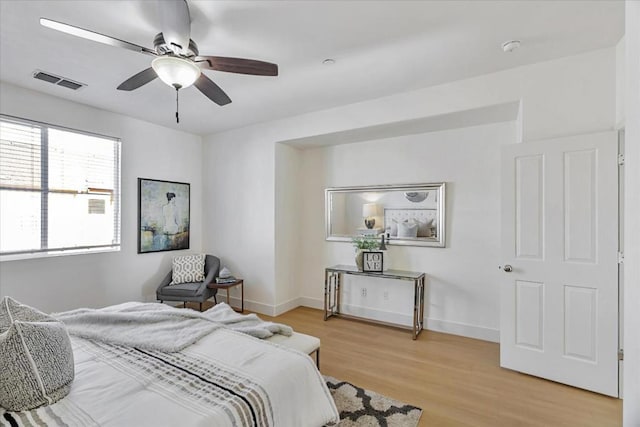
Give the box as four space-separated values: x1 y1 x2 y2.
623 1 640 424
202 47 616 328
0 82 203 312
287 47 613 145
297 121 515 341
201 128 276 313
274 143 303 315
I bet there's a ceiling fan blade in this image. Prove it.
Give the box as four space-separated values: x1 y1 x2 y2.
40 18 156 57
196 56 278 76
157 0 191 55
117 68 158 91
194 75 232 106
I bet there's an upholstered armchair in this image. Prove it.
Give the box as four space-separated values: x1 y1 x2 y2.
156 255 220 311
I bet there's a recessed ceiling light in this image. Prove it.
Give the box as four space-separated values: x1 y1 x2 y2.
322 58 336 65
501 40 521 53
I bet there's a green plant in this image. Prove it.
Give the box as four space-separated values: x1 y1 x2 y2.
351 235 380 252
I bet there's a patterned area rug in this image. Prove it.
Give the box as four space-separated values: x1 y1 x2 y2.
325 376 422 427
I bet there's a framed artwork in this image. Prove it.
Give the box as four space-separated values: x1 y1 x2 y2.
138 178 190 254
362 251 384 273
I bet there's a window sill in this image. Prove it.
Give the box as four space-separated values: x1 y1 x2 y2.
0 246 120 262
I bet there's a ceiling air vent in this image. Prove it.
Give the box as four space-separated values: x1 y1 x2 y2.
33 71 60 84
33 70 86 90
57 79 83 90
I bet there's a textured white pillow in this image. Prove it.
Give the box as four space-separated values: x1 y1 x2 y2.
387 219 406 237
397 221 418 238
170 254 206 285
0 297 74 411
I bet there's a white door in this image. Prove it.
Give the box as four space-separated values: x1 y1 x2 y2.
500 131 619 397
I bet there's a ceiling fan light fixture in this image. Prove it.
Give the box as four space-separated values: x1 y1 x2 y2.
151 56 201 89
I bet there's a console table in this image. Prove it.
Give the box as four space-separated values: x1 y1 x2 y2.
324 265 425 339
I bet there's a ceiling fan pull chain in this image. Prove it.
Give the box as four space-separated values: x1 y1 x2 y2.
175 85 180 123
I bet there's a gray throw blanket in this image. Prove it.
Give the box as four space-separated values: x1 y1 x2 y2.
52 302 292 353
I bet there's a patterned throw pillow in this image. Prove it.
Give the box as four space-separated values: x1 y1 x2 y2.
170 254 206 285
0 297 75 411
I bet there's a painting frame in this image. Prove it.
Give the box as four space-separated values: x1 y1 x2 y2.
138 178 190 254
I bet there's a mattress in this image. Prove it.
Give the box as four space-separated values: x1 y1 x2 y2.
0 328 339 427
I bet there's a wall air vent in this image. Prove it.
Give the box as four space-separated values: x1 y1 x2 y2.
33 70 86 90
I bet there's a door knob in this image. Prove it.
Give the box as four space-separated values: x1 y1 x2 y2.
499 264 513 272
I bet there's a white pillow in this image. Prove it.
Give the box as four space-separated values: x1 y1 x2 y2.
387 221 397 237
170 254 206 285
387 219 406 237
397 221 418 238
0 297 74 411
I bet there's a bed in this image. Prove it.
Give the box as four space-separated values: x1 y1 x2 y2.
383 207 438 238
0 301 340 427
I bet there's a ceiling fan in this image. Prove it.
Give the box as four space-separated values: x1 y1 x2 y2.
40 0 278 122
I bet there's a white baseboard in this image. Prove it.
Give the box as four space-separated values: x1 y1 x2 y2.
275 297 303 316
340 303 414 327
221 295 500 343
298 296 499 343
221 296 301 317
225 296 275 316
299 296 323 310
426 317 499 343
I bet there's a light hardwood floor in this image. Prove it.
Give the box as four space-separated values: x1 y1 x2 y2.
259 306 621 427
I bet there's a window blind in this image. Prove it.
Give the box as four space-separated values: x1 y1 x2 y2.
0 115 121 257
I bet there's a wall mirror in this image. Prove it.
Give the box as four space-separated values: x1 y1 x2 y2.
325 183 446 247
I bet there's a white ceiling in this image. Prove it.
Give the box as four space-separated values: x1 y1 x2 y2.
0 1 624 136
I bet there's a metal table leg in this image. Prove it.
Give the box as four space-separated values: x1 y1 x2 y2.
324 270 340 320
412 276 425 340
413 278 418 339
324 270 329 320
419 276 425 333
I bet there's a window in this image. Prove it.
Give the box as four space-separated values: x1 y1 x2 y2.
0 115 121 258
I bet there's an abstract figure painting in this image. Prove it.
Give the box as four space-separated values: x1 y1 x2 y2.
138 178 190 253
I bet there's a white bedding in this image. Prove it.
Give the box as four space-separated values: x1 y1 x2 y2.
1 328 339 427
51 302 293 352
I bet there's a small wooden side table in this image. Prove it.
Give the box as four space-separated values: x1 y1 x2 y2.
208 279 244 313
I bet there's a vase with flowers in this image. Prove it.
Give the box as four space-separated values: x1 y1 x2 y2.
351 235 380 271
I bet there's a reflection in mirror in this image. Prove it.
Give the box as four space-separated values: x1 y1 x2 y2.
326 183 446 247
